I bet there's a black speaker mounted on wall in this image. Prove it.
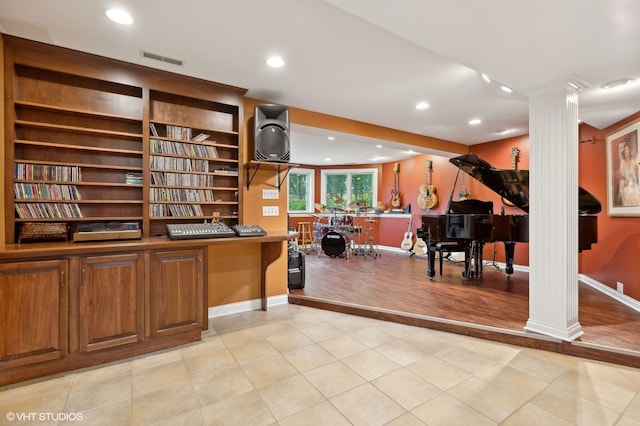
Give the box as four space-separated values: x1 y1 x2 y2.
254 104 290 162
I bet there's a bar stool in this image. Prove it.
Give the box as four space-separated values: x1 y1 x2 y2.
297 222 313 250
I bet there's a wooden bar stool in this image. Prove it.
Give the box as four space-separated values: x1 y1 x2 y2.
297 222 312 249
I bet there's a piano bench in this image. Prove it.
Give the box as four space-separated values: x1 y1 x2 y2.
431 242 466 275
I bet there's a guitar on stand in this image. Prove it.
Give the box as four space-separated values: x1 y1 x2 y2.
390 163 402 209
413 216 428 255
459 173 470 201
401 214 414 252
417 160 438 210
501 147 520 207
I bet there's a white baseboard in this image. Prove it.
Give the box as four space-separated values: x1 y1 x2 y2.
580 274 640 312
208 294 289 319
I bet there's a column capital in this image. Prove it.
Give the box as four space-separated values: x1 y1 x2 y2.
524 74 591 98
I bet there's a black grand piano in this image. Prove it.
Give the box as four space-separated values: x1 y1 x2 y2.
419 153 601 278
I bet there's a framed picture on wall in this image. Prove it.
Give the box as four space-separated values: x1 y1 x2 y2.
606 118 640 216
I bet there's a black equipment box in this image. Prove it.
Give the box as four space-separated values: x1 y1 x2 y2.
288 250 305 289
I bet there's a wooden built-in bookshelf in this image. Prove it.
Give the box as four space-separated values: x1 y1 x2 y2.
3 36 246 243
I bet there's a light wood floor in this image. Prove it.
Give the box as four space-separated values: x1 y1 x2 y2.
288 246 640 369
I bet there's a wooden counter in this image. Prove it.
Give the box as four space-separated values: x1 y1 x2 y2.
0 232 293 386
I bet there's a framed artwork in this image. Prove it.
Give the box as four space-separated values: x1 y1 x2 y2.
606 118 640 216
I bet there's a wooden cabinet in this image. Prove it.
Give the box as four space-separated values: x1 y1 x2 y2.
149 249 205 337
79 253 144 352
0 260 68 368
3 36 245 244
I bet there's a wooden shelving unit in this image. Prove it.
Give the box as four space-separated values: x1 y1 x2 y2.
3 36 245 243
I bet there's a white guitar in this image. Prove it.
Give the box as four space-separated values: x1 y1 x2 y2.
400 215 414 251
413 223 428 255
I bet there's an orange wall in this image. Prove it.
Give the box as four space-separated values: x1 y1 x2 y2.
291 111 640 302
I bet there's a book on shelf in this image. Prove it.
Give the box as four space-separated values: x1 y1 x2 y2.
125 172 143 185
150 122 159 136
192 133 210 142
214 167 238 175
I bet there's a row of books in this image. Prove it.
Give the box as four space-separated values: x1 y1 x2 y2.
150 123 210 142
150 172 215 187
126 172 143 185
150 139 218 158
15 202 83 219
14 163 82 182
150 156 210 172
149 203 203 217
14 183 81 200
150 188 216 202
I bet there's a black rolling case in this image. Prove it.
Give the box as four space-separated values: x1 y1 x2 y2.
288 250 305 289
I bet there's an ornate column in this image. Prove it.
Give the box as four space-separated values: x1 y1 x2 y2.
524 78 586 341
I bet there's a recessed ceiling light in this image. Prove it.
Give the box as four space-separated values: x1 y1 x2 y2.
501 85 513 93
327 136 335 140
497 128 513 135
376 144 383 148
415 101 430 110
481 73 491 83
324 157 332 161
468 118 482 125
266 56 285 68
105 8 134 25
601 78 636 90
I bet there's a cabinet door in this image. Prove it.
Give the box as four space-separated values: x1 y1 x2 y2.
80 253 144 352
0 260 67 368
150 249 204 337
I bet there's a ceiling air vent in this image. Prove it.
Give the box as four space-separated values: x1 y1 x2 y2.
141 50 183 66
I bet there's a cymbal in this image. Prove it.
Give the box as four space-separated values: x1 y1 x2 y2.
314 203 327 212
328 207 344 213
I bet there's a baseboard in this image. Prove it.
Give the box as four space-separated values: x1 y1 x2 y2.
208 294 289 319
580 274 640 312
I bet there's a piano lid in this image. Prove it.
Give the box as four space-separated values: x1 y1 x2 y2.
449 153 601 215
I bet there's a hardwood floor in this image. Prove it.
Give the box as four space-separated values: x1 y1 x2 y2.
288 247 640 369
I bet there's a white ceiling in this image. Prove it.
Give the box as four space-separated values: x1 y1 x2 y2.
1 0 639 165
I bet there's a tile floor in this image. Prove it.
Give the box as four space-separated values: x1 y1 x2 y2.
1 303 640 425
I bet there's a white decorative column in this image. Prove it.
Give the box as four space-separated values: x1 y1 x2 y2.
524 78 586 341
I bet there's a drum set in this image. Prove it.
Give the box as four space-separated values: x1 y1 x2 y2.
308 200 380 259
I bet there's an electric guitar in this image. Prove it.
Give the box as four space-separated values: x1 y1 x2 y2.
501 147 519 207
401 214 414 250
390 163 402 208
417 160 438 210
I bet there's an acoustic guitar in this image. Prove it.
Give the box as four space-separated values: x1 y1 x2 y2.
501 147 519 207
400 214 414 251
390 163 402 208
417 160 438 210
413 220 428 255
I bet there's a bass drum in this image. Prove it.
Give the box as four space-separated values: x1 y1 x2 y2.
321 231 346 258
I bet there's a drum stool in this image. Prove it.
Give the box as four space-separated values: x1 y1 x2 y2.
297 222 313 249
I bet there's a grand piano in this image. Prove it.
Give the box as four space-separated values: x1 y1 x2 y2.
419 153 601 278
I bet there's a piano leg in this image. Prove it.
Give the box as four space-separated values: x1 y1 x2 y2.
462 243 472 278
504 241 516 275
472 240 484 278
427 246 436 278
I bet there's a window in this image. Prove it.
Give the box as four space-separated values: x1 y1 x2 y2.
321 168 378 209
288 168 315 212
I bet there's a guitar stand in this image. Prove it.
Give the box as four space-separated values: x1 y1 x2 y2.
483 242 501 270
